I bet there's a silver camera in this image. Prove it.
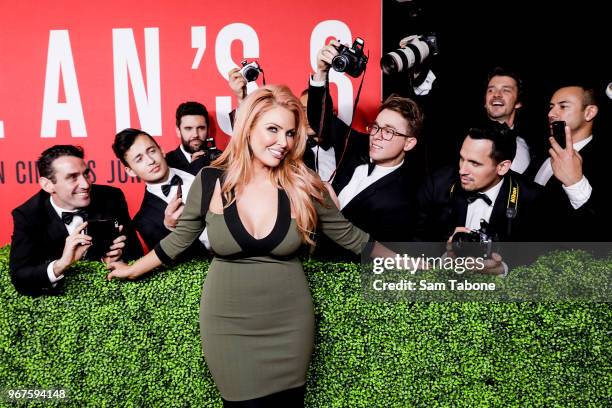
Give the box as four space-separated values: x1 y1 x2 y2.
239 60 262 82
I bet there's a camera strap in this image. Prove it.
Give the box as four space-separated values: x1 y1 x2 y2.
449 175 520 237
327 51 369 182
505 176 519 237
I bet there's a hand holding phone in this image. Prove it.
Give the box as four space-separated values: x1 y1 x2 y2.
551 120 566 149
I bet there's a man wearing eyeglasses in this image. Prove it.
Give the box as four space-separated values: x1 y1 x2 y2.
307 41 424 260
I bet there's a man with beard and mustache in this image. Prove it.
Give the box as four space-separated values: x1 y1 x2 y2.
166 101 218 175
483 67 535 174
9 145 143 296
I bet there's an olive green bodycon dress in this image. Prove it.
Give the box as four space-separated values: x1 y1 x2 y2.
155 168 369 401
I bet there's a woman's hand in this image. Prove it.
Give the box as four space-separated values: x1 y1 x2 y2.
106 261 134 280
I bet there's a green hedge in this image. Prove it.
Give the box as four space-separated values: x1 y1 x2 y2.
1 245 610 407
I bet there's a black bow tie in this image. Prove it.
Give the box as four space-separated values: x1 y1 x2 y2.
61 209 88 224
358 156 376 176
161 175 183 196
367 161 376 176
465 192 493 206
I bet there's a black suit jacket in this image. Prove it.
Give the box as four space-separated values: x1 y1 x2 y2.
165 146 210 175
307 84 417 260
306 83 368 184
537 137 609 242
414 166 544 243
9 185 143 296
133 189 208 258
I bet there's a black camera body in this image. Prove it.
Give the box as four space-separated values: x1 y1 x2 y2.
451 220 496 259
381 33 439 75
239 60 262 82
204 137 223 161
332 37 368 78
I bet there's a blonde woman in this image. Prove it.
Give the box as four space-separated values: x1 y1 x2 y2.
107 85 371 406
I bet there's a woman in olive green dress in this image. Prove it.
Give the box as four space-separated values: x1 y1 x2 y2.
107 85 370 407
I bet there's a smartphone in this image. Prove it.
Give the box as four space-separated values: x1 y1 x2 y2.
84 219 120 259
551 120 566 149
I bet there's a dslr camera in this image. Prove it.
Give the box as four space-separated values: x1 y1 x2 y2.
451 220 496 259
380 33 439 75
332 37 368 78
239 60 262 82
203 137 222 161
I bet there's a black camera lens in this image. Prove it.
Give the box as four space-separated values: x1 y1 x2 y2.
330 38 368 78
331 55 350 72
243 67 259 82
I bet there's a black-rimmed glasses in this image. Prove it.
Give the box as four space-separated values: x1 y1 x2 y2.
365 123 410 140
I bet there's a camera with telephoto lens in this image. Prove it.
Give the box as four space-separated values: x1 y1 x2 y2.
331 37 368 78
451 219 495 259
380 33 439 75
239 60 262 82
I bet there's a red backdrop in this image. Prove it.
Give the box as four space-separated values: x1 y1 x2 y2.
0 0 382 245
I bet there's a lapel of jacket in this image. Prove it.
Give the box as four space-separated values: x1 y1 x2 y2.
142 190 167 213
489 176 511 239
341 168 403 214
43 196 70 242
451 183 468 229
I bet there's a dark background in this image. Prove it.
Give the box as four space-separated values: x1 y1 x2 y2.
382 0 611 174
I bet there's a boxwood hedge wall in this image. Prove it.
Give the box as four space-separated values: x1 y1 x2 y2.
0 245 610 407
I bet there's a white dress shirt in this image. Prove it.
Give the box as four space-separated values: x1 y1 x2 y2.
310 145 336 182
511 136 531 174
179 144 193 163
46 197 87 283
464 178 504 231
534 136 593 209
337 161 403 210
146 168 210 249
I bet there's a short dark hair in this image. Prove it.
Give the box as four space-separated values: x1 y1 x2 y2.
466 121 517 164
378 95 425 139
555 82 599 107
487 66 524 103
112 128 157 167
37 145 85 182
175 101 209 128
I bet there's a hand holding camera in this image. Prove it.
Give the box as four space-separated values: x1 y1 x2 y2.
228 67 247 102
314 40 341 80
239 60 262 82
446 223 506 276
315 38 369 80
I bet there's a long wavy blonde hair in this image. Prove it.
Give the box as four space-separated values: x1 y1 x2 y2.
212 85 326 245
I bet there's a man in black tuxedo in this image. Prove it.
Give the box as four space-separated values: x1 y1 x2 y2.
9 145 143 296
414 123 543 274
307 41 424 260
482 67 538 175
534 84 608 241
165 101 217 175
112 128 209 257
